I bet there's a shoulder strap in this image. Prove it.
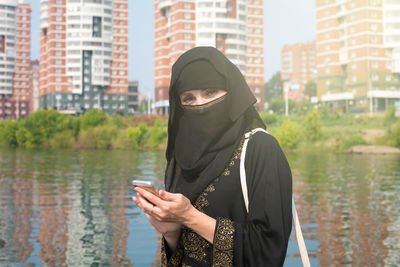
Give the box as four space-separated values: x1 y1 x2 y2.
240 128 267 213
240 128 311 267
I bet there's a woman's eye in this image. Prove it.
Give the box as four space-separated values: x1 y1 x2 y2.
182 95 195 104
204 89 218 97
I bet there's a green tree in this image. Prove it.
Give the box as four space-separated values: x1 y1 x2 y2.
260 112 278 125
268 99 285 114
80 110 107 130
138 98 150 113
50 130 75 149
393 119 400 148
146 125 167 149
109 113 124 128
93 125 118 149
304 80 317 98
127 123 148 149
303 109 322 141
318 103 330 119
0 121 19 146
384 105 396 127
264 71 283 102
274 119 302 149
293 100 313 116
20 110 66 146
15 126 35 147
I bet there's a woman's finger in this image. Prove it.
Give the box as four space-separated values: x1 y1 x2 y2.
137 194 157 214
134 187 163 206
159 190 179 201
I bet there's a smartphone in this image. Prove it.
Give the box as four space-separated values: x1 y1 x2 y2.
132 180 160 197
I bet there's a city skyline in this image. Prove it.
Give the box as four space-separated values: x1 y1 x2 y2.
24 0 316 97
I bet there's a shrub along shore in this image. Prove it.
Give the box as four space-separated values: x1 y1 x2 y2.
0 108 399 152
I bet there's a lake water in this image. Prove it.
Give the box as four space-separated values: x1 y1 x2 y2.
0 148 399 266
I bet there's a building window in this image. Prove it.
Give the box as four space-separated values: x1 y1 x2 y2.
93 16 102 37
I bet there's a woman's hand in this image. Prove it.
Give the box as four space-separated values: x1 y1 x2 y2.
133 187 216 244
132 193 181 233
132 193 182 250
134 187 193 223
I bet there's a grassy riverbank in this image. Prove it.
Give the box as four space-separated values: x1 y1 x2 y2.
0 110 168 150
1 109 399 152
263 105 400 152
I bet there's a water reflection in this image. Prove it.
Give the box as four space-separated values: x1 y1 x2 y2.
0 148 165 266
285 152 400 266
0 149 399 266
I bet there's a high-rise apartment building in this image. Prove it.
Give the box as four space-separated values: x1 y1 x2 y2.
39 0 128 115
154 0 265 114
281 41 317 101
316 0 400 113
0 0 32 119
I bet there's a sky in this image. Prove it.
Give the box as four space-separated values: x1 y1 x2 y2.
25 0 316 98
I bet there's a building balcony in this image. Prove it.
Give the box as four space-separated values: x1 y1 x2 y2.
393 47 400 73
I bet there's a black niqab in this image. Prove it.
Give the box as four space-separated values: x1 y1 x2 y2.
166 47 265 202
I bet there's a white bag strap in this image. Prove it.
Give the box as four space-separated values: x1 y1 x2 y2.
240 128 310 267
240 128 267 213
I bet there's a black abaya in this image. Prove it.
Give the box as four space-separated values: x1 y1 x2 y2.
161 132 292 266
162 47 292 266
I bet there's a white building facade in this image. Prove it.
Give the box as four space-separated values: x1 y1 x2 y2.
39 0 128 115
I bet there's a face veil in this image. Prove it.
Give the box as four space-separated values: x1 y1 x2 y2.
165 47 265 202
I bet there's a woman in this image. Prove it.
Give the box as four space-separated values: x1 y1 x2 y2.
133 47 292 266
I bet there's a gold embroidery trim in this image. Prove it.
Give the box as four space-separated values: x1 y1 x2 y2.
221 135 245 177
163 133 248 266
169 247 183 267
161 241 167 267
182 227 211 263
160 237 183 267
213 218 235 267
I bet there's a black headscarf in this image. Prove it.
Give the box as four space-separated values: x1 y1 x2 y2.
165 47 265 202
